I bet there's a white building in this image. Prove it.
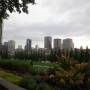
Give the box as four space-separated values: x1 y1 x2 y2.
6 40 15 55
16 45 23 52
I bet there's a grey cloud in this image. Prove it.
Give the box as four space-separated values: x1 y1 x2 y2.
3 0 90 48
42 0 90 13
4 21 89 38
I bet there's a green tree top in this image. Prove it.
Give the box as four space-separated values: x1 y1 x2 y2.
0 0 35 19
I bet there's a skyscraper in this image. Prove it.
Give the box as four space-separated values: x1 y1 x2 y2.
4 42 9 52
44 36 52 49
4 42 8 47
8 40 15 55
25 39 32 51
54 39 62 49
63 38 74 51
0 21 2 44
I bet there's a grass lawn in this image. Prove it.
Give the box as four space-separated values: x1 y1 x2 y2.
0 59 59 70
0 69 22 85
0 59 60 76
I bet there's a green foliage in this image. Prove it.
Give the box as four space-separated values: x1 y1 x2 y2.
1 47 89 63
0 51 9 59
59 57 70 69
19 77 37 90
70 47 90 63
48 49 62 62
19 76 53 90
48 59 90 90
0 70 22 84
0 60 34 73
0 0 35 19
0 55 90 90
85 46 90 62
36 83 53 90
14 50 47 61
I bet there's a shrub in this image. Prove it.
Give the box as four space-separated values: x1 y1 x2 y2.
19 77 37 90
59 58 70 70
36 83 53 90
0 60 34 73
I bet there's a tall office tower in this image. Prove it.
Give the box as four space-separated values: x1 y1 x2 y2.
54 39 62 49
44 36 52 49
8 40 15 55
0 20 2 44
4 42 8 47
25 39 32 51
4 42 9 51
63 38 74 51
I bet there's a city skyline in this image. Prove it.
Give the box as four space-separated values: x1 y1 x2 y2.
2 0 90 48
3 37 88 49
2 36 89 49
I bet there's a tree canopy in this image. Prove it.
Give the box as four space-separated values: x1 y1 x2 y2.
0 0 35 19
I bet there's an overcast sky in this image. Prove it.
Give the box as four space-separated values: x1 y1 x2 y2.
3 0 90 48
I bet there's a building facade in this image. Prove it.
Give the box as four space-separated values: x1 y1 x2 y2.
54 39 62 49
63 38 74 51
7 40 15 55
15 45 23 52
0 45 8 57
25 39 32 51
44 36 52 49
0 20 2 44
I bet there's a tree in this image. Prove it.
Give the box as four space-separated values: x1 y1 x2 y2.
69 49 74 58
73 48 80 62
85 46 90 62
0 0 35 44
79 46 85 62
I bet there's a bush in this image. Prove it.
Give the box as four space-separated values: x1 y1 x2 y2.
36 83 53 90
59 58 70 70
19 77 37 90
48 59 90 90
19 76 53 90
0 60 34 73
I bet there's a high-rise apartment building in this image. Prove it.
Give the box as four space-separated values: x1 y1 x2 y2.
54 39 62 49
63 38 74 51
25 39 32 51
44 36 52 49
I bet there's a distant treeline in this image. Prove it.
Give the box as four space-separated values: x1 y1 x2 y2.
0 47 90 63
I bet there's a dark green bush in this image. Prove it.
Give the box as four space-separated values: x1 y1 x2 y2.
19 77 37 90
0 60 33 73
36 83 53 90
19 76 53 90
59 58 70 70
